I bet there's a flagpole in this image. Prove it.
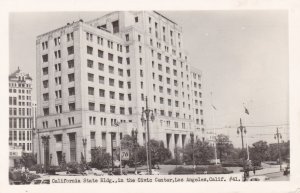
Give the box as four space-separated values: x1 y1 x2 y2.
243 102 250 161
211 92 218 165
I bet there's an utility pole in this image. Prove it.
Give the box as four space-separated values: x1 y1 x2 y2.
141 97 155 175
190 132 196 174
274 128 282 171
110 132 114 173
237 118 247 180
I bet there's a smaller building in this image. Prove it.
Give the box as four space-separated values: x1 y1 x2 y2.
9 145 23 168
9 67 34 155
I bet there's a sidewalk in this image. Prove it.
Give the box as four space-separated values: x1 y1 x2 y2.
249 166 281 177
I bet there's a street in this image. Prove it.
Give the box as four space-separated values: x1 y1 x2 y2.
266 172 289 181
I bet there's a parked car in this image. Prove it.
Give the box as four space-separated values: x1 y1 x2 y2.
248 176 270 181
83 168 107 176
283 166 290 176
30 176 50 185
139 169 160 175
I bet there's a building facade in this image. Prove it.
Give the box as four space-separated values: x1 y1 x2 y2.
9 68 34 167
35 11 204 166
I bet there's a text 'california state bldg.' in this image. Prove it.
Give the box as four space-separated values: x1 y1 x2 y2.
35 11 205 166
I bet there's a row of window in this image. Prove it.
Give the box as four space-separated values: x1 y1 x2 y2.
9 142 32 151
9 118 32 129
86 32 123 53
9 107 32 116
41 32 74 51
43 103 75 116
9 88 31 94
9 130 32 141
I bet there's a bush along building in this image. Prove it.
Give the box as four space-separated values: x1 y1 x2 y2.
35 11 204 166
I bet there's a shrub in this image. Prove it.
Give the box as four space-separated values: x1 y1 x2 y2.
168 165 233 175
164 159 182 165
66 162 85 174
29 164 44 173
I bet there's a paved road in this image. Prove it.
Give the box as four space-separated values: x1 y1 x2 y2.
266 172 289 181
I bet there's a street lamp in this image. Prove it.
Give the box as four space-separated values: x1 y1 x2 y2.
82 138 87 163
237 118 247 180
190 132 196 174
274 128 282 171
131 128 138 174
141 97 155 175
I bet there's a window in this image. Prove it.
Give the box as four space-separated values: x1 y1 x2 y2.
98 50 104 58
67 32 73 41
99 76 105 84
55 90 62 99
42 67 48 75
97 36 103 45
138 35 141 42
43 93 49 101
68 60 74 68
109 78 114 86
88 73 94 82
126 58 130 65
127 69 131 77
140 70 143 77
109 66 114 74
43 80 48 88
68 73 75 82
87 46 93 55
118 56 123 64
160 110 165 116
89 102 95 111
43 108 49 116
87 59 93 68
88 87 94 95
55 77 62 85
100 104 105 112
42 54 48 62
67 46 74 55
157 53 161 60
160 97 164 104
108 53 113 61
54 50 61 59
125 34 129 41
128 94 132 101
168 99 172 106
109 91 115 99
119 81 124 88
99 89 105 97
69 103 75 111
135 17 138 23
120 107 125 115
68 87 75 96
126 46 130 53
98 63 104 71
127 82 131 89
140 81 144 89
119 93 124 100
55 105 62 113
128 107 132 115
118 68 123 76
110 105 116 113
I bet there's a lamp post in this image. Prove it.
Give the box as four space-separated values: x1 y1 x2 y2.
109 132 115 173
190 132 196 174
82 138 87 163
141 97 155 175
237 118 247 180
113 121 123 175
274 128 282 171
131 128 138 174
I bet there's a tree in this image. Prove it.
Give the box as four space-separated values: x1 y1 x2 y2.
89 147 111 169
183 139 214 165
215 134 234 162
20 153 37 168
249 140 270 166
149 140 172 166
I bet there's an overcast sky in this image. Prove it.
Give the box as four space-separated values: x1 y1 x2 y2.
9 11 289 147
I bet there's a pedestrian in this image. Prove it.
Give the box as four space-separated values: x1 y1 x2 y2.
253 167 256 175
